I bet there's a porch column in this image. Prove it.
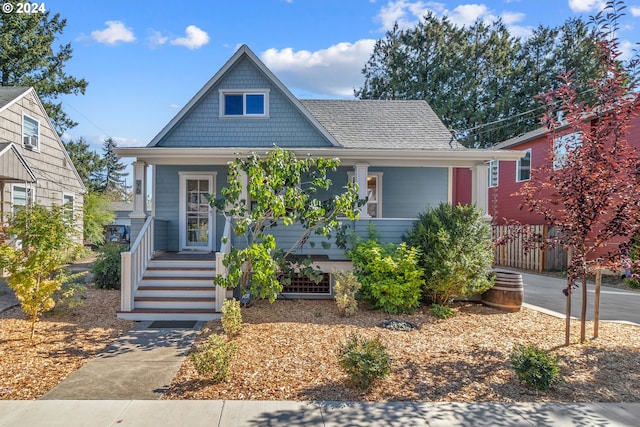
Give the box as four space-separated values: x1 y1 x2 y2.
239 170 248 208
131 161 147 219
354 163 370 218
471 162 490 219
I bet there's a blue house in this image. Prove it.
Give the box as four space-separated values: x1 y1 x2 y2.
115 45 523 321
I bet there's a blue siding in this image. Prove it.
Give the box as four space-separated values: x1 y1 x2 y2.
154 165 446 253
157 57 332 148
372 167 448 218
154 165 228 252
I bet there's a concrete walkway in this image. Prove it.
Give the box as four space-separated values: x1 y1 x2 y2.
1 400 639 426
41 321 203 400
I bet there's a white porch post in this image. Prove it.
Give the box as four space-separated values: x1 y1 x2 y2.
354 163 370 218
239 170 248 208
471 162 490 218
131 161 148 219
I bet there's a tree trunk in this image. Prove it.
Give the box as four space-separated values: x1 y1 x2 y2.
580 271 587 342
565 284 571 346
594 269 601 339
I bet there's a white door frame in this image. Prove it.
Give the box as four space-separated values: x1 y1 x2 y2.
178 172 217 252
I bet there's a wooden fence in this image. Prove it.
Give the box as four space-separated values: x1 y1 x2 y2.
492 224 568 272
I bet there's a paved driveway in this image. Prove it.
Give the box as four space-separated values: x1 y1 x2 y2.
519 271 640 325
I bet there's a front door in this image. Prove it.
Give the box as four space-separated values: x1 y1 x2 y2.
179 173 215 252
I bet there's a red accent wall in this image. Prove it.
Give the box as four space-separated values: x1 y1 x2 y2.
452 168 472 206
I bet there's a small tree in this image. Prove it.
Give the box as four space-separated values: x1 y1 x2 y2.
405 203 494 305
518 0 640 344
0 204 76 339
212 147 360 301
83 191 115 245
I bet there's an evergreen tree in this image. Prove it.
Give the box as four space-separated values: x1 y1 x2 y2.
98 137 128 201
356 14 598 147
63 137 105 192
0 1 88 134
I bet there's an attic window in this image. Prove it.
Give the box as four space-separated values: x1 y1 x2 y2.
22 114 40 150
219 90 269 117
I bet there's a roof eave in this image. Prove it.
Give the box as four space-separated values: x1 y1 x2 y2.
115 146 526 167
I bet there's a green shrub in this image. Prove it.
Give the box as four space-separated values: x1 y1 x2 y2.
347 233 423 314
221 298 243 338
92 243 127 289
510 344 562 391
190 334 237 382
337 334 391 389
430 303 455 319
405 203 494 305
333 271 361 317
624 278 640 289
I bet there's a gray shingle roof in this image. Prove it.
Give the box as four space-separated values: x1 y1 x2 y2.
299 100 462 150
0 87 30 109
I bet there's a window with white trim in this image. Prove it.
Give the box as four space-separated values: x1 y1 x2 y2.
12 184 34 214
219 90 269 117
348 171 383 218
488 160 499 187
22 114 40 150
553 132 582 170
63 194 74 221
517 149 531 182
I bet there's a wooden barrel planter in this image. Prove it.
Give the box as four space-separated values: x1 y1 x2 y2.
481 270 524 312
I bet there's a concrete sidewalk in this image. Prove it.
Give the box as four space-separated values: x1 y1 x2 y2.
1 400 639 426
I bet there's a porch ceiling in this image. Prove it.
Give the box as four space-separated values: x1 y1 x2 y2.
115 147 526 168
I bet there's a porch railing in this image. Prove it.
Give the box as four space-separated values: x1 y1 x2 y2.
214 217 232 310
121 216 154 312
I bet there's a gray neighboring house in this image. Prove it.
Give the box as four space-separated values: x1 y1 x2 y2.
0 87 85 243
114 44 523 321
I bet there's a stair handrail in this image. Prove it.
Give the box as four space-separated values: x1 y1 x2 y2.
121 215 154 312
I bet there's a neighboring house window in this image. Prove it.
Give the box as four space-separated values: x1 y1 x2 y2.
517 149 531 182
219 90 269 117
63 194 74 221
22 114 40 150
553 132 582 170
348 171 383 218
488 160 499 187
12 184 34 214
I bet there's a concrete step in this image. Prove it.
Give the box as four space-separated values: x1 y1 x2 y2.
117 308 221 321
144 268 215 278
135 296 216 310
139 277 215 287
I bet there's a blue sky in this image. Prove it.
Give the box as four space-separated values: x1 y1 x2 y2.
48 0 639 154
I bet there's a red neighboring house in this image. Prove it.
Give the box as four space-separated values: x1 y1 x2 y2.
489 104 640 269
491 104 640 224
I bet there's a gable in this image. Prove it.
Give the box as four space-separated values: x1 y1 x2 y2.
0 87 86 194
155 55 334 148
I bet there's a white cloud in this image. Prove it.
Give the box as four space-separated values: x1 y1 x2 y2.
147 30 168 48
376 0 442 31
448 4 493 26
170 25 210 50
91 21 135 45
375 1 531 37
620 40 638 61
568 0 606 13
631 6 640 16
261 40 377 98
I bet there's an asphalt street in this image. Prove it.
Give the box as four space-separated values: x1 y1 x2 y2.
520 271 640 324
